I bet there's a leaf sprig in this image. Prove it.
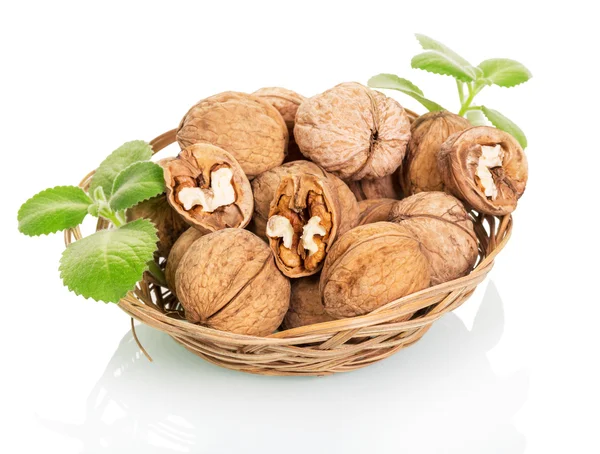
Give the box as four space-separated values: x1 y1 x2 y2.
17 141 166 303
368 34 531 148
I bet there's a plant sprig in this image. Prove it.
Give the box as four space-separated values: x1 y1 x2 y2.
368 34 531 148
17 141 166 303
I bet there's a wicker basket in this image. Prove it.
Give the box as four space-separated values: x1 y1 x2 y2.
64 129 512 376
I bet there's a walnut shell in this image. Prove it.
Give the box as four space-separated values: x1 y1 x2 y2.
389 192 478 285
163 143 253 233
282 274 334 329
252 87 306 163
402 111 471 196
346 171 403 201
320 222 430 318
165 227 205 292
177 92 288 178
175 229 290 336
438 127 528 215
250 160 358 241
357 198 397 226
294 82 411 180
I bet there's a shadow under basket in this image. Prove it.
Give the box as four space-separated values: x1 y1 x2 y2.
65 129 512 376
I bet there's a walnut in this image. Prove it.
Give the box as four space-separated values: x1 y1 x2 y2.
252 87 306 163
346 171 403 201
165 227 205 292
438 126 528 215
357 198 397 226
175 229 290 336
320 222 430 318
401 111 471 196
389 192 478 285
282 274 334 329
251 160 358 242
177 92 288 179
163 144 253 233
294 82 411 180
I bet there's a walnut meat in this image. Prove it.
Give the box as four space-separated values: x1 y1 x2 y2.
320 222 430 318
357 198 397 226
282 274 334 330
346 171 403 201
294 82 411 180
165 227 205 292
389 192 478 285
401 111 471 196
438 126 528 215
175 229 290 336
253 87 306 162
177 92 288 178
163 144 253 233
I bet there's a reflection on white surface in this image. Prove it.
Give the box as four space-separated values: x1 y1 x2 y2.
38 281 528 453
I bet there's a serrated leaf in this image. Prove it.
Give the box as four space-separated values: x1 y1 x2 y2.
368 74 445 112
89 141 153 197
110 161 165 212
412 51 476 82
478 59 532 87
415 34 473 69
59 219 158 303
481 106 528 148
466 109 489 126
18 186 92 236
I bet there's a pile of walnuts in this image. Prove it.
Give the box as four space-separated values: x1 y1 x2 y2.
130 83 529 337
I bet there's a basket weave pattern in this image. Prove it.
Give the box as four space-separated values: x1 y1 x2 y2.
64 130 511 376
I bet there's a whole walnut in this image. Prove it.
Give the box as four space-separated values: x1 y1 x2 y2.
346 171 403 201
165 227 205 292
438 126 528 215
320 222 430 319
294 82 411 181
251 160 358 242
389 192 478 285
252 87 306 162
282 274 334 330
177 92 288 178
163 143 253 233
175 229 290 336
401 111 471 196
357 198 397 226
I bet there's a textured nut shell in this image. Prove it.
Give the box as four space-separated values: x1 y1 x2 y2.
357 198 397 225
177 92 288 178
165 227 205 292
346 171 403 201
250 160 358 240
402 111 470 195
438 127 528 215
282 275 334 329
163 143 253 233
320 222 430 318
294 82 411 180
175 229 290 336
389 192 478 285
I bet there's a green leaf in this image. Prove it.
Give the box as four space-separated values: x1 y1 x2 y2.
412 51 477 82
368 74 445 112
89 141 153 197
481 106 528 148
59 219 158 303
466 109 488 126
415 34 473 69
478 59 532 87
110 161 165 212
18 186 92 236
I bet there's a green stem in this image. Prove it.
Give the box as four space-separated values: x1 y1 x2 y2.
147 260 167 287
458 83 476 116
456 80 465 105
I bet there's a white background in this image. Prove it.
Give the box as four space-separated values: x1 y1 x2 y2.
1 1 598 453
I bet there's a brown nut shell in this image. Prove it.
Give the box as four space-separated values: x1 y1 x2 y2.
438 126 528 215
165 227 205 292
177 92 288 178
389 192 478 285
320 222 430 319
282 275 334 330
294 82 411 181
357 198 397 226
402 111 470 195
175 229 290 336
163 143 253 233
346 171 403 201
